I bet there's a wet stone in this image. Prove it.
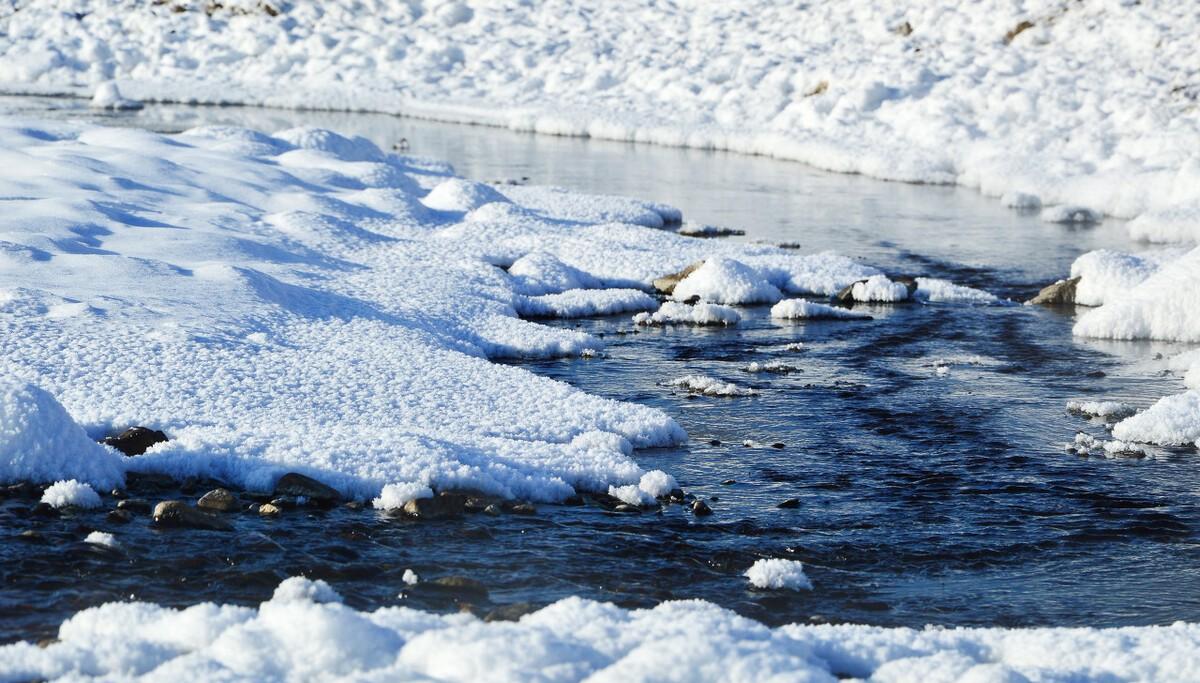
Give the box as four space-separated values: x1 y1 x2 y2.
31 502 58 518
561 494 585 506
720 479 737 486
117 499 152 513
152 501 233 531
1028 276 1080 306
403 492 466 520
107 509 133 524
258 503 282 517
777 498 801 509
484 602 539 622
428 576 489 598
197 488 238 513
692 500 713 516
272 473 340 506
613 504 639 513
507 502 537 515
482 504 502 516
709 439 722 446
18 530 45 543
103 426 168 456
771 442 786 449
652 260 705 295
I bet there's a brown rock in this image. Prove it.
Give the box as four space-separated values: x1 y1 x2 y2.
1028 276 1079 306
403 492 466 519
692 499 713 516
102 427 168 456
652 261 705 295
152 500 232 531
197 488 238 512
258 503 282 517
272 473 340 505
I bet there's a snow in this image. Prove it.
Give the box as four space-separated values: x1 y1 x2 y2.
1070 249 1170 307
1073 247 1200 342
0 378 125 490
84 531 119 549
1067 400 1139 421
671 257 782 305
88 81 141 111
1112 391 1200 448
515 289 656 319
40 479 102 510
507 252 602 296
607 483 656 507
633 302 741 327
402 569 419 586
4 1 1199 233
5 576 1198 682
770 298 870 320
666 375 756 398
914 278 1001 304
637 469 677 498
372 482 434 511
851 275 911 303
745 559 813 591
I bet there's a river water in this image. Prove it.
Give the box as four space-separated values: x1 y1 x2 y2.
2 96 1197 642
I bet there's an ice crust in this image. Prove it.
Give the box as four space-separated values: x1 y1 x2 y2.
3 576 1197 683
3 1 1199 233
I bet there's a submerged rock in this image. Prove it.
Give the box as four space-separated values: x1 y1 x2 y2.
272 473 340 506
777 498 801 509
107 509 133 524
103 427 168 456
197 488 238 512
835 275 918 303
692 499 713 516
484 602 539 622
116 499 151 513
429 576 489 598
152 500 233 531
507 502 537 515
1028 276 1080 305
652 261 704 295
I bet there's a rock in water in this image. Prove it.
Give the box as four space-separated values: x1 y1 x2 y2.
272 473 340 506
103 427 168 456
403 492 466 519
653 261 705 295
152 500 233 531
257 503 282 517
1028 276 1080 305
692 499 713 516
777 498 801 509
429 576 489 598
835 275 918 303
197 488 238 512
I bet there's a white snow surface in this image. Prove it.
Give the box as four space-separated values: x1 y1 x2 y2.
6 576 1199 683
671 257 783 305
1067 400 1138 421
1073 247 1200 342
40 479 101 510
83 531 118 549
372 482 434 511
1070 249 1172 307
1113 391 1200 448
607 483 655 508
637 469 678 498
88 81 141 111
745 559 814 591
514 289 656 319
666 375 756 398
914 278 1001 304
851 275 911 303
3 1 1199 234
633 302 741 327
0 118 898 502
770 298 870 320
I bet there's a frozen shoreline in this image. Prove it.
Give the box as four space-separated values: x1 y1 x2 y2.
2 0 1198 237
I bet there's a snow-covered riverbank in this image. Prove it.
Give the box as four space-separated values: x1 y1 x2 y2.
2 0 1198 235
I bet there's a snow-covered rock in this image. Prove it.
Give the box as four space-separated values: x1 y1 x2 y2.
745 558 813 591
40 479 102 509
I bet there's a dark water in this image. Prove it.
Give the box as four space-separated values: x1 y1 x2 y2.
2 96 1198 643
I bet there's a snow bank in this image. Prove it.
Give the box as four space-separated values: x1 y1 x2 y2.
770 298 870 320
671 258 782 305
1112 392 1200 448
0 378 124 490
14 576 1194 682
745 559 813 591
515 289 656 318
40 479 102 510
1070 250 1167 307
3 1 1198 234
1073 247 1200 341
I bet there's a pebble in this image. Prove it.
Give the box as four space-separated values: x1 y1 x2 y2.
482 504 502 516
720 479 737 486
117 499 152 513
771 442 786 449
258 503 282 517
152 500 233 531
107 509 134 524
692 500 713 516
507 502 537 515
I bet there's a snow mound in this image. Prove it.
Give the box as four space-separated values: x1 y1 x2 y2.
89 82 142 110
1067 400 1138 421
1070 250 1165 307
667 375 755 397
608 483 656 507
41 479 102 509
770 298 870 320
638 469 677 498
373 482 434 511
6 577 1200 682
1073 247 1200 342
515 289 656 318
1112 391 1200 448
745 559 813 591
508 252 602 296
423 178 511 213
0 379 125 490
84 531 119 548
851 275 911 302
671 257 782 305
273 127 381 162
634 302 741 326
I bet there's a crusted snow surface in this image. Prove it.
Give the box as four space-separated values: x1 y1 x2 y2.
770 298 870 320
83 531 119 549
671 257 782 305
607 483 656 507
40 479 102 510
514 289 657 319
637 469 678 498
4 1 1200 232
1067 400 1139 421
745 559 814 591
1070 249 1178 307
0 118 910 503
1073 247 1200 342
1113 391 1200 448
633 302 741 327
6 576 1199 682
666 375 756 398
